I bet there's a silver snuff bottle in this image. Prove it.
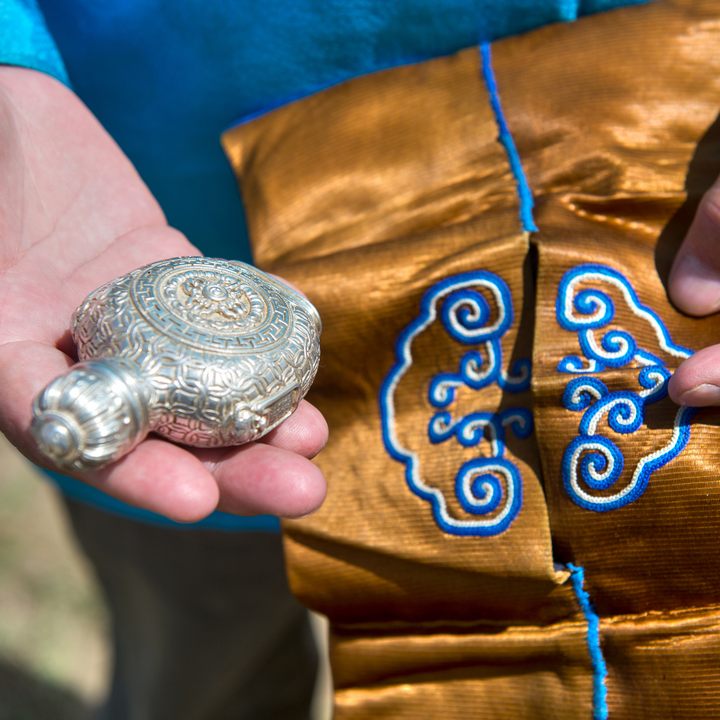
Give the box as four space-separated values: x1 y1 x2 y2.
31 257 321 472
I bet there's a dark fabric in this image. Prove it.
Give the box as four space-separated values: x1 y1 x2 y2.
63 498 318 720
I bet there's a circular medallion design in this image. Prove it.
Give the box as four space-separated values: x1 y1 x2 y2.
130 258 292 353
164 270 265 332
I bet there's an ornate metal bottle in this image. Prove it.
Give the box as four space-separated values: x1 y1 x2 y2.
31 257 321 471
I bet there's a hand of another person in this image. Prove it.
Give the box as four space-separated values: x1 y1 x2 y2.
0 67 327 522
668 175 720 406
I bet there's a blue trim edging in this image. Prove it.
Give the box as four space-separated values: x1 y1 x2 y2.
47 471 280 532
479 42 538 233
567 563 609 719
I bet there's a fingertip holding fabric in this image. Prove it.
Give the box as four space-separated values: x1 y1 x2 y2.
670 253 720 317
674 382 720 408
668 345 720 407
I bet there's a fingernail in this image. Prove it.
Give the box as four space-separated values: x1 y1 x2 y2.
678 382 720 407
672 254 720 314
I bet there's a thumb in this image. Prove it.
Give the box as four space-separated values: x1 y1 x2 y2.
669 178 720 316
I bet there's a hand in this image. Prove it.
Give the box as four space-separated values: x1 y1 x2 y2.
668 175 720 406
0 68 327 522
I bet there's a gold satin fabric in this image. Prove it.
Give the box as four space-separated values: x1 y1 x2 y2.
222 1 720 716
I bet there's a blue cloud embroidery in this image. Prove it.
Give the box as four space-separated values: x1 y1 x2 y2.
556 264 694 512
380 271 530 536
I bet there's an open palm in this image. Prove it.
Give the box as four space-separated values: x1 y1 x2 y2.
0 68 327 522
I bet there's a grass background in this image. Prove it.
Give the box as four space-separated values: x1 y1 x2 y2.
0 435 107 719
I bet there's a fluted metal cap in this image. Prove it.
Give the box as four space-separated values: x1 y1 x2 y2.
31 359 151 471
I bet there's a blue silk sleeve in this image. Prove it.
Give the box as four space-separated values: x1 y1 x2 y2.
0 0 68 83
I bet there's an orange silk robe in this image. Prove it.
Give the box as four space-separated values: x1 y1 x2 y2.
223 1 720 716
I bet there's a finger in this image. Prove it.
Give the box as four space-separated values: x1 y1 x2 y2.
0 340 74 453
0 340 219 522
668 344 720 406
201 442 327 518
86 438 220 523
259 400 328 458
669 179 720 316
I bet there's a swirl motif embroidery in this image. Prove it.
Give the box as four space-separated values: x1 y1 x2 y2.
556 264 694 512
380 271 531 536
